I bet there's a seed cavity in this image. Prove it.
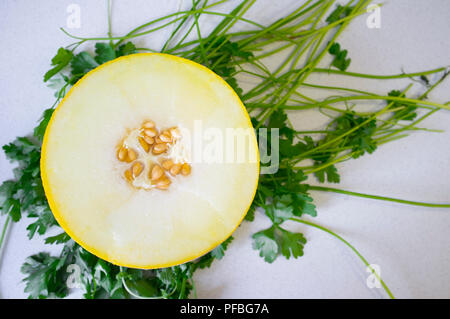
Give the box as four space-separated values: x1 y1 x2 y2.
117 119 191 191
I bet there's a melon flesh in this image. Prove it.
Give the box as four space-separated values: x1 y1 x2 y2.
41 53 259 269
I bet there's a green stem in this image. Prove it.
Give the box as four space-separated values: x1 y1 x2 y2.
270 95 450 112
254 0 372 129
107 0 113 46
291 217 395 299
309 186 450 208
312 67 448 79
0 215 11 254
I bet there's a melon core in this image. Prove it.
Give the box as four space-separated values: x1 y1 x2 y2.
41 53 259 269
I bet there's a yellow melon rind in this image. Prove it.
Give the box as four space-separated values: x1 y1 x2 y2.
41 53 260 269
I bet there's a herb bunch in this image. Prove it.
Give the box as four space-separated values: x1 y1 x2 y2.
1 0 449 299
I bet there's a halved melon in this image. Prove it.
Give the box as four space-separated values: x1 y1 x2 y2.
41 53 259 269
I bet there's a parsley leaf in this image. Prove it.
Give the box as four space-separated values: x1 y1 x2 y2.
210 236 234 260
193 236 234 269
34 108 54 141
44 232 71 245
244 204 256 221
314 164 341 183
329 42 351 71
387 90 418 121
252 226 278 263
94 43 116 64
116 42 138 57
268 109 288 129
43 48 73 82
26 206 57 239
71 52 99 82
292 193 317 217
1 136 57 236
21 252 70 299
264 194 295 224
196 36 253 97
252 224 306 263
319 112 378 159
326 4 355 24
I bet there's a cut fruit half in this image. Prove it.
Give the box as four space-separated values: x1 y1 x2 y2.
41 53 259 269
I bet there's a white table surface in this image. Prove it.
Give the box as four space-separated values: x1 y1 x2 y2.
0 0 449 299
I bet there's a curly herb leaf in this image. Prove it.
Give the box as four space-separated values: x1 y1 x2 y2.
326 4 355 24
43 48 73 82
21 252 70 299
71 52 99 82
329 42 351 71
252 224 306 263
94 43 116 64
387 90 418 121
116 42 138 57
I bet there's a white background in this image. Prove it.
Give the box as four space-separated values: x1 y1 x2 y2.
0 0 449 299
